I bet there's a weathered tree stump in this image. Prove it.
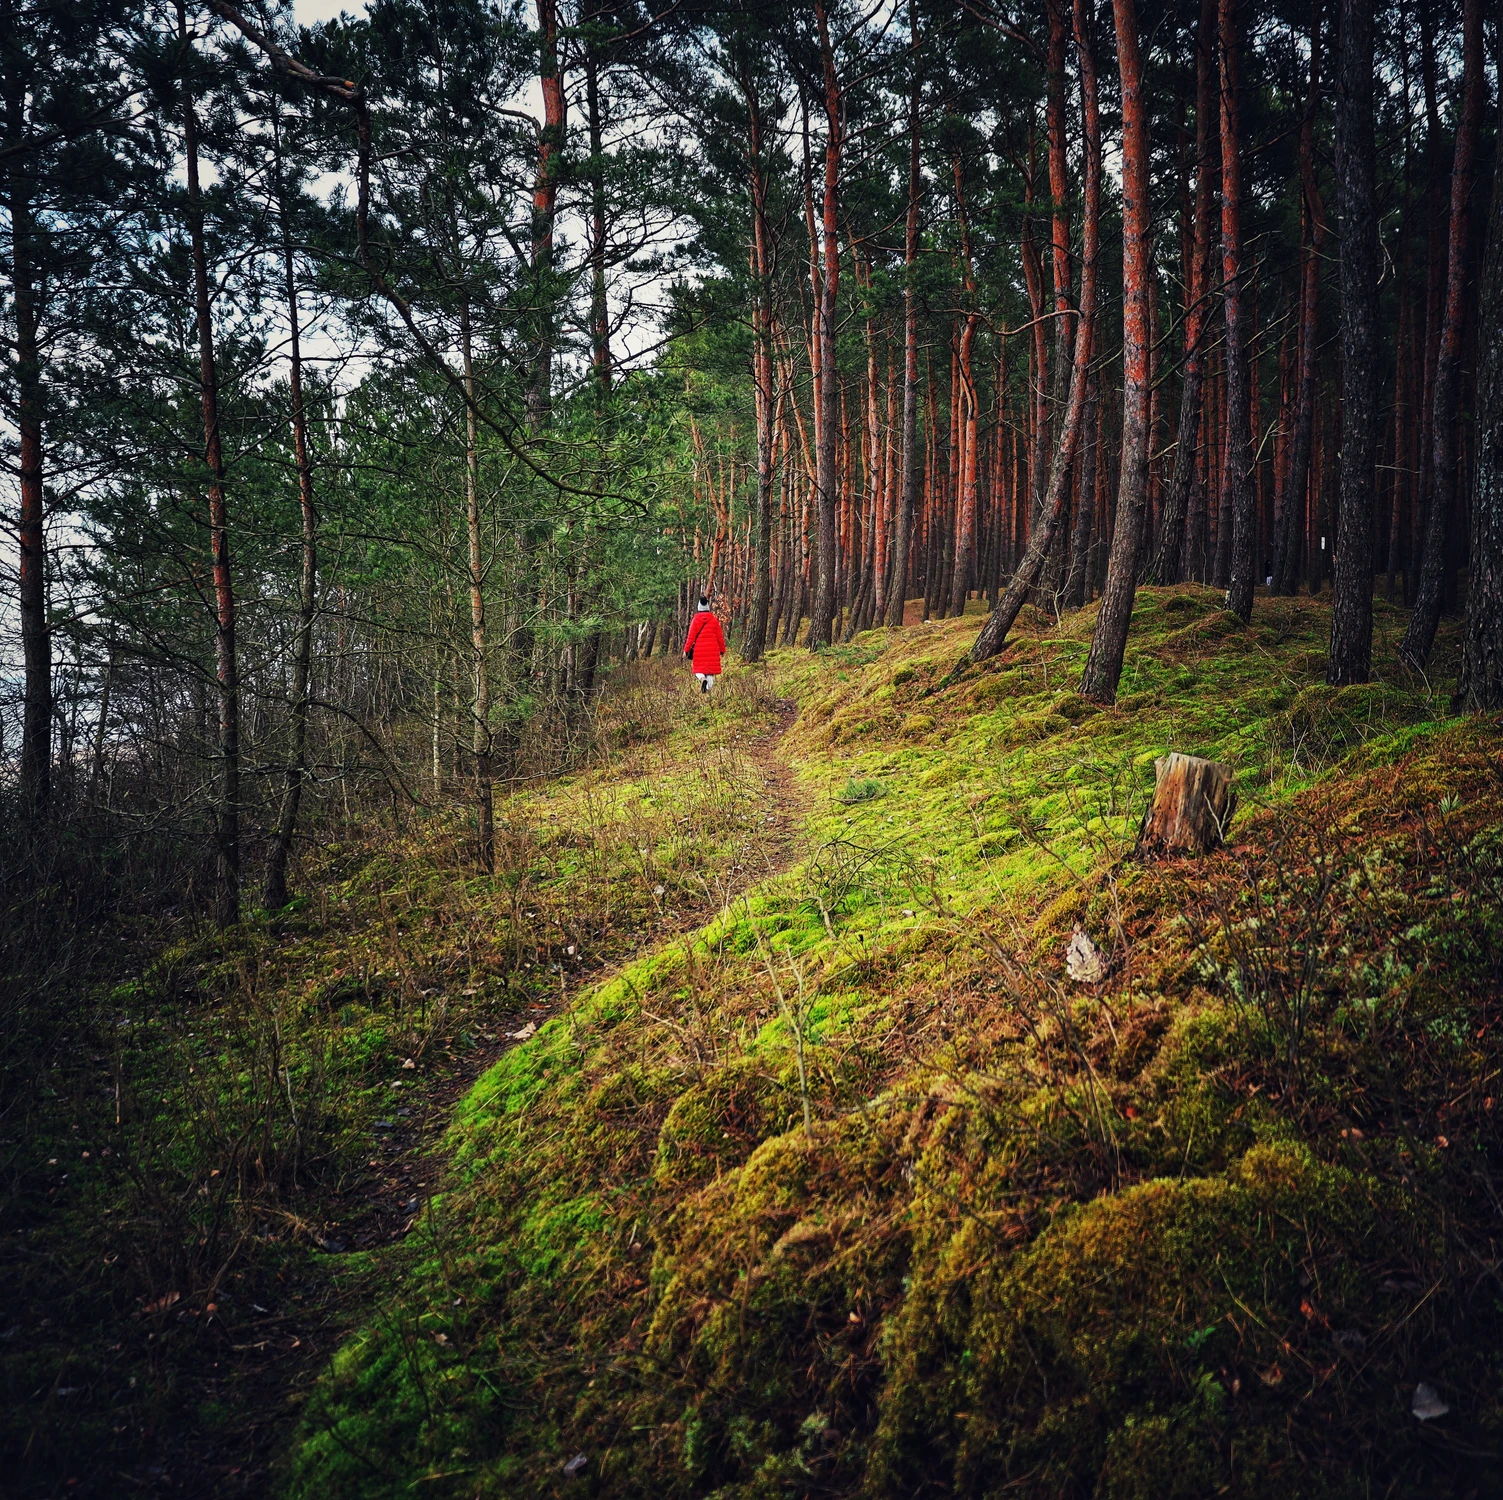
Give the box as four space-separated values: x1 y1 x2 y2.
1137 753 1235 857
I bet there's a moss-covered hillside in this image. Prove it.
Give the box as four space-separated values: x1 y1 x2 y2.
288 589 1503 1498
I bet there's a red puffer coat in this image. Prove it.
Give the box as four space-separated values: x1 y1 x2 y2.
684 610 726 674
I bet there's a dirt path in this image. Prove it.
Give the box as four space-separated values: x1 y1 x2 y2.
742 695 806 876
379 696 804 1221
134 693 808 1498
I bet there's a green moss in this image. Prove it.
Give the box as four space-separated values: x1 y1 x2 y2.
285 599 1502 1500
872 1144 1431 1498
652 1060 798 1193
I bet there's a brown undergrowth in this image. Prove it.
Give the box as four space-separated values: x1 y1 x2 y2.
1 656 795 1498
287 590 1503 1499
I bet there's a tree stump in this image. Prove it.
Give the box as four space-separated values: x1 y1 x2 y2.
1136 753 1235 857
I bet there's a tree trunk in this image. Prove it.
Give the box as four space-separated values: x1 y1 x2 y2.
460 303 493 870
808 0 842 649
1020 195 1050 531
948 154 981 618
585 24 611 397
1046 0 1075 425
1327 0 1378 684
1458 42 1503 711
4 102 49 817
1402 0 1484 669
740 67 774 661
1388 52 1415 607
1148 0 1217 587
265 116 320 910
1218 0 1257 621
89 629 114 801
1410 3 1446 608
527 0 564 431
180 0 240 927
875 350 895 619
1276 1 1324 596
885 38 921 633
1137 753 1235 856
1063 372 1100 607
971 0 1100 662
1080 0 1150 702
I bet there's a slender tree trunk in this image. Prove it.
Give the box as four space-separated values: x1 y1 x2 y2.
87 625 113 800
265 119 320 910
494 0 563 771
4 102 49 816
1403 0 1484 669
886 17 922 631
1411 3 1446 607
460 303 493 869
1148 0 1217 586
585 27 611 396
875 351 895 618
799 98 823 620
740 69 774 661
1080 0 1151 701
1046 0 1075 416
809 0 842 648
1020 197 1050 528
1063 373 1100 607
850 257 883 636
1327 0 1378 683
948 155 981 618
1218 0 1256 621
972 0 1100 662
1459 64 1503 710
1388 52 1414 607
180 0 240 926
528 0 564 430
1276 3 1324 596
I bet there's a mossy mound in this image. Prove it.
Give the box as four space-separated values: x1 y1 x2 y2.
874 1143 1431 1498
287 597 1502 1498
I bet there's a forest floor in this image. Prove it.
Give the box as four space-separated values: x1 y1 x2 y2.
6 589 1503 1500
2 663 802 1497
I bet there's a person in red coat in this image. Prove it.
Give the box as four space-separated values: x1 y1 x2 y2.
683 595 726 694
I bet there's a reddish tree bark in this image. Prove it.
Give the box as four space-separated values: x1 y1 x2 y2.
876 349 895 619
948 153 981 618
1148 0 1217 586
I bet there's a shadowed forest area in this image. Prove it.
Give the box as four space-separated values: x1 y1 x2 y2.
4 0 1503 1493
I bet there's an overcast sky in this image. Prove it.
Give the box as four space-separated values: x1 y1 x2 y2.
293 0 363 26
